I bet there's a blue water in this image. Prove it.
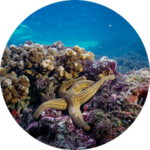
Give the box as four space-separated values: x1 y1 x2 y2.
7 0 149 62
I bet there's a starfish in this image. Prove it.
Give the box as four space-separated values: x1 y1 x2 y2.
33 74 115 131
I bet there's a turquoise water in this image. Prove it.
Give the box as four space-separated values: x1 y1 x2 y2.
7 0 148 60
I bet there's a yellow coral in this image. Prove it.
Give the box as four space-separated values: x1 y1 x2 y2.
59 50 64 55
72 71 78 78
66 49 77 57
26 59 32 68
64 72 72 79
73 62 78 68
1 71 30 104
0 41 98 111
2 47 10 66
18 60 24 70
3 89 12 103
0 67 7 77
58 66 64 77
73 45 80 51
80 53 89 60
88 51 94 59
36 73 43 79
1 60 4 66
10 44 16 50
6 75 16 89
47 48 58 56
11 98 18 103
28 48 44 64
26 70 35 76
78 67 83 72
46 56 55 61
18 75 30 87
40 59 54 72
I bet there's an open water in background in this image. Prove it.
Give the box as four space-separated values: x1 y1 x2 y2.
7 0 149 73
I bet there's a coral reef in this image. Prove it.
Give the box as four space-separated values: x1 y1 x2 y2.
0 41 150 150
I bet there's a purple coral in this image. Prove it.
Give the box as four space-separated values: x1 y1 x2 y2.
36 78 50 89
26 122 39 132
25 40 33 45
83 56 121 79
51 41 65 51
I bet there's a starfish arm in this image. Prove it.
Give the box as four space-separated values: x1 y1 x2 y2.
74 75 115 105
68 104 91 131
58 76 86 97
69 80 95 93
33 98 67 119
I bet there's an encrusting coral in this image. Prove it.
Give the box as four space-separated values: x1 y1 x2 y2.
0 41 150 149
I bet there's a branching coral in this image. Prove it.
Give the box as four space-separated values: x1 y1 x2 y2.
53 45 94 80
0 41 94 106
0 70 30 104
1 41 94 81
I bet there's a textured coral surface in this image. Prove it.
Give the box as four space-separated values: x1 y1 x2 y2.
0 41 149 150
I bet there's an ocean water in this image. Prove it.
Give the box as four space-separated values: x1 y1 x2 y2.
7 0 149 72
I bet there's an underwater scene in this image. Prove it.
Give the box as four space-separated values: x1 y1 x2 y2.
0 1 150 150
